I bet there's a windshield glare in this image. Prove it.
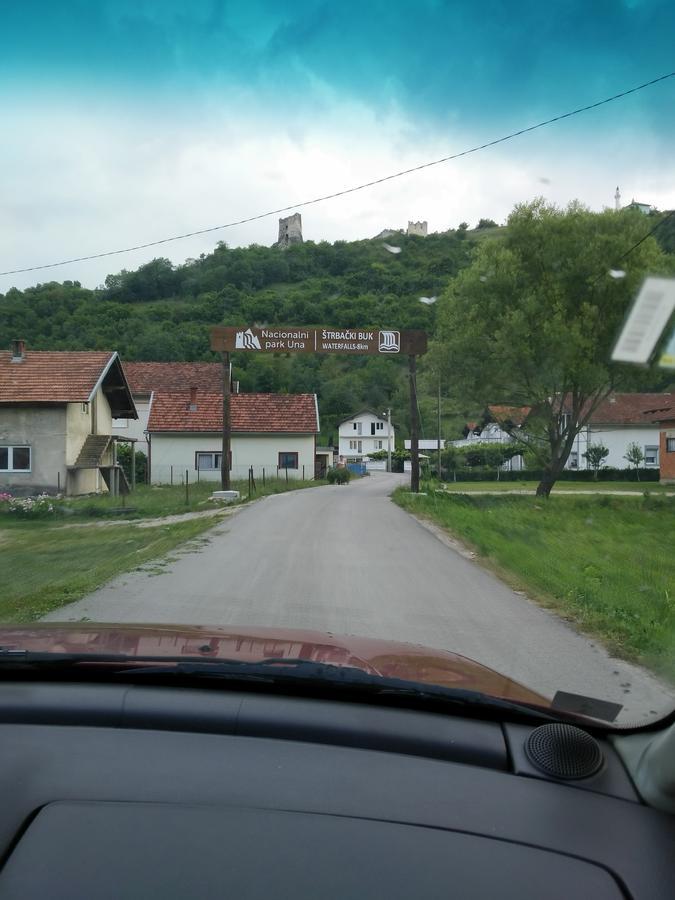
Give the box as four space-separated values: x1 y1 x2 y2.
1 1 674 729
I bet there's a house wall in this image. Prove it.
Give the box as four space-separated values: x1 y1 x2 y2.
112 392 151 455
338 413 394 459
660 428 675 483
567 424 663 470
149 433 317 482
0 406 67 495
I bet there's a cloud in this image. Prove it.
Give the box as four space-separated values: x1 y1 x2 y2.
2 94 674 291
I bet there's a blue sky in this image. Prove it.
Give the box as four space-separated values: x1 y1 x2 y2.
1 0 674 288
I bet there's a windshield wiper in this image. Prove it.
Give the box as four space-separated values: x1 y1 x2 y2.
0 651 569 724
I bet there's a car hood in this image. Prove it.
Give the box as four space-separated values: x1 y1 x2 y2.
0 623 549 707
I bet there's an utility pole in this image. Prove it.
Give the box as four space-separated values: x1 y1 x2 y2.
386 407 392 473
409 355 420 492
437 375 442 481
221 352 231 490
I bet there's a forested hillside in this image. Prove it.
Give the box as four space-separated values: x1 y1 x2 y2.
0 229 477 442
2 209 672 445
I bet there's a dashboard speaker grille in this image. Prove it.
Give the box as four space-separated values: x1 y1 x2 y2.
525 724 603 779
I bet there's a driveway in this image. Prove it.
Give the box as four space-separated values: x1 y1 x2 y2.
45 473 674 723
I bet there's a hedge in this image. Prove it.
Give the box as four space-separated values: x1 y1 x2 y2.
442 467 661 483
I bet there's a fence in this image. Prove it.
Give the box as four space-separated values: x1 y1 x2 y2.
150 463 320 486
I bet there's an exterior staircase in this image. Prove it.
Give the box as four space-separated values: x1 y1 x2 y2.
70 434 131 496
73 435 112 468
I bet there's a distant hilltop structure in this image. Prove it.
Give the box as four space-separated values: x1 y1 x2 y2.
373 219 428 240
407 220 428 236
614 187 653 215
276 213 303 248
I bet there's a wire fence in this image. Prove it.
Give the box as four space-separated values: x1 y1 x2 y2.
149 463 321 486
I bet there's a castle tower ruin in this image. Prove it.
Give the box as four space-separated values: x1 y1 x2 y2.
276 213 303 247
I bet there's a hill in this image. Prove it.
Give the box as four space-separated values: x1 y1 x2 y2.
0 230 478 442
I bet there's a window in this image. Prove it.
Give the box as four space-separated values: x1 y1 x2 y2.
349 440 357 450
644 445 659 466
0 446 31 472
377 421 384 430
375 440 383 449
278 452 298 469
356 422 362 435
371 423 375 435
195 452 223 470
569 451 578 469
667 438 675 453
348 440 362 453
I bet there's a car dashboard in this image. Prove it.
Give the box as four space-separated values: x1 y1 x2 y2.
0 681 673 899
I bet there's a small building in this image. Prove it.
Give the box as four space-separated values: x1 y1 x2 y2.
0 341 137 496
337 410 394 462
404 439 446 451
113 362 223 456
641 402 675 484
147 390 320 482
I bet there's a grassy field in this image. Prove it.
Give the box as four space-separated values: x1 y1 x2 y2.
434 480 673 494
0 516 219 621
55 477 325 519
0 478 325 621
394 488 675 679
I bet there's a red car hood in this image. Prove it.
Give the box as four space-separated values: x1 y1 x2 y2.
0 623 549 707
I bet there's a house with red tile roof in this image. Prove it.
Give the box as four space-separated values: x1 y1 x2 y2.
0 341 137 496
146 388 320 483
641 402 675 484
111 361 223 455
451 394 672 473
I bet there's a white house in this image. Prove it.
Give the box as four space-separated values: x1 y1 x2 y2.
147 389 320 483
404 439 447 451
564 393 670 470
338 410 394 461
449 395 672 471
112 362 222 456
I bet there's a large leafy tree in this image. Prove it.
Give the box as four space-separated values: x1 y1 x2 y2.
433 199 673 496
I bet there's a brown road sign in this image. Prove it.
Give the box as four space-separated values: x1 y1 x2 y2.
210 326 427 356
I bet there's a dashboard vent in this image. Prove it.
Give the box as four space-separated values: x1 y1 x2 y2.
525 724 603 780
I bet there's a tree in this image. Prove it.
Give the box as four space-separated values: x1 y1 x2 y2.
476 218 498 230
582 443 609 480
624 442 645 480
433 199 673 497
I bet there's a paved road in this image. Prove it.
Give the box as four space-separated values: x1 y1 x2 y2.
45 474 674 723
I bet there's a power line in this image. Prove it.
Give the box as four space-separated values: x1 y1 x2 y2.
2 69 674 278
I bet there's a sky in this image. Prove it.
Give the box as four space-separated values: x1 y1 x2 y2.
1 0 674 290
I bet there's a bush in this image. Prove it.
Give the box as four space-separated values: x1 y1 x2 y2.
0 492 58 517
327 467 351 484
117 444 148 485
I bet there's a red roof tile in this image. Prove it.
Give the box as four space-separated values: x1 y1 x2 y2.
0 350 116 403
124 362 223 394
581 393 673 425
487 405 531 426
148 391 319 433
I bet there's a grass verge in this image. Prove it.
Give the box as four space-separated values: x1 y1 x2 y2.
54 477 325 519
434 480 672 493
0 516 220 621
394 488 675 680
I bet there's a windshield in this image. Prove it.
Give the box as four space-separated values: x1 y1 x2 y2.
1 1 674 729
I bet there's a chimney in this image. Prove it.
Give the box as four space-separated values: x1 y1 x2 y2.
232 381 240 395
188 386 198 411
10 339 25 362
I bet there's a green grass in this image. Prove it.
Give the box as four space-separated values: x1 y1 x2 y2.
435 480 673 494
394 488 675 680
0 516 219 621
49 477 326 520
